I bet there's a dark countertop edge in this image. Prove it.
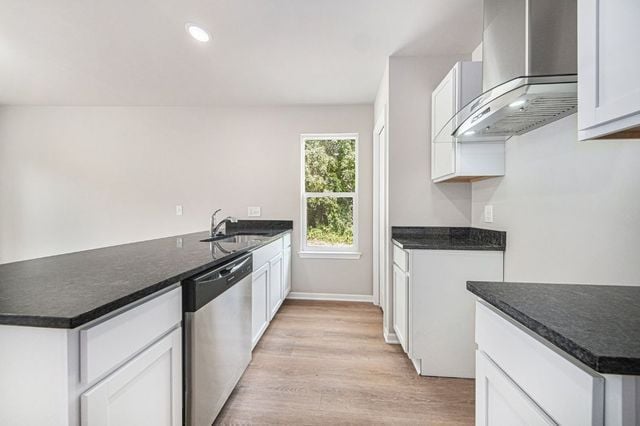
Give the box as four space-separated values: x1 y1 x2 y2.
466 281 640 375
0 229 292 330
392 239 506 251
391 226 506 252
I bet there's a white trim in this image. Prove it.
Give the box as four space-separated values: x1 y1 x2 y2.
287 292 372 303
298 251 361 260
300 133 359 255
383 327 400 344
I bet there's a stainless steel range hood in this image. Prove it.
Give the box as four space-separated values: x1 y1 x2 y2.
452 0 577 140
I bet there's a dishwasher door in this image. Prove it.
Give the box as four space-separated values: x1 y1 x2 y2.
183 255 252 426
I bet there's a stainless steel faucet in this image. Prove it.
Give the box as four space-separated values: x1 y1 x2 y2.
210 209 238 236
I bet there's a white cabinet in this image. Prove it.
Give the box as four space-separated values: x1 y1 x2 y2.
476 350 556 425
391 243 503 378
475 302 604 425
578 0 640 140
250 233 291 349
283 245 292 298
81 328 182 426
0 286 183 426
251 263 270 349
392 263 409 353
431 61 505 182
269 252 283 319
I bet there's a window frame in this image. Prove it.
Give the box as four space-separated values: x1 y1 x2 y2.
299 133 361 259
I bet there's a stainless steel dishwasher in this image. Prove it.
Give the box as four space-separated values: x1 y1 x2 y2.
183 253 252 426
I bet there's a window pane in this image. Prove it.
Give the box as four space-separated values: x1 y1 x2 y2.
304 139 356 192
306 197 353 247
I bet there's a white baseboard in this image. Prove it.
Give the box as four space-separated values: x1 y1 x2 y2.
286 292 373 303
384 327 400 344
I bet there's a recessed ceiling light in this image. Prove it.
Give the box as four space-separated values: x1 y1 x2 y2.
464 130 476 136
186 23 210 42
509 99 526 108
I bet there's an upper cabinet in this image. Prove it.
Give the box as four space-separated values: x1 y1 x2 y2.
431 62 505 183
578 0 640 140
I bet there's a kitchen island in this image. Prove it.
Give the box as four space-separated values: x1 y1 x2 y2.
468 281 640 425
0 220 292 426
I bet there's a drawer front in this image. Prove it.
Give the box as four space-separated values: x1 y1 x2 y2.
393 244 408 271
252 239 282 271
80 287 182 385
475 302 604 425
282 233 291 248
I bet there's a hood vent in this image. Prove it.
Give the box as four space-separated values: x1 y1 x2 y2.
452 0 577 141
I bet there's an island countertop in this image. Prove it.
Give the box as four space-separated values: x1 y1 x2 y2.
0 220 292 329
467 281 640 375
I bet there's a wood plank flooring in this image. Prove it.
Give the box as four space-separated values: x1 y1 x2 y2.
215 300 475 425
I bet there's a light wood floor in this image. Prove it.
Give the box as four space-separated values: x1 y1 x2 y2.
215 300 475 425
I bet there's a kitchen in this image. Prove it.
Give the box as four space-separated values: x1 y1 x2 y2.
0 0 639 425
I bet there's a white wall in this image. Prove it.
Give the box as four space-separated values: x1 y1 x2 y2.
472 115 640 285
0 105 374 296
388 56 472 226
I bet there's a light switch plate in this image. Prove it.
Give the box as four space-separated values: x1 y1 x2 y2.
484 205 494 223
248 206 261 217
175 205 183 216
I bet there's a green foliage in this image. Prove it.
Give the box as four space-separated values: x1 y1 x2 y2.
304 139 356 246
305 139 355 192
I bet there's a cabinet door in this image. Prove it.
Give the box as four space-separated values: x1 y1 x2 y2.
251 263 270 349
431 66 457 180
269 252 283 319
432 141 456 180
579 0 640 138
283 246 292 298
392 264 408 353
81 328 182 426
476 350 556 426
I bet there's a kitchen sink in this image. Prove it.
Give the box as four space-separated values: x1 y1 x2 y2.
200 233 270 243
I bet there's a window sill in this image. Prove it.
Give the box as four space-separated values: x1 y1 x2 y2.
298 251 362 260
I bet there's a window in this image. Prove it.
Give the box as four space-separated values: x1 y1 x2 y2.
300 133 360 259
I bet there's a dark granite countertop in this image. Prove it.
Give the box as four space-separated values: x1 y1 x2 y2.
392 227 506 251
467 281 640 375
0 220 292 329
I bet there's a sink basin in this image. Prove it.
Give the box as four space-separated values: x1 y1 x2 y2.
200 233 270 243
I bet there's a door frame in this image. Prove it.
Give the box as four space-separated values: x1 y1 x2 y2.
372 111 388 311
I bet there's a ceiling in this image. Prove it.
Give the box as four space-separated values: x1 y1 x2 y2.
0 0 482 106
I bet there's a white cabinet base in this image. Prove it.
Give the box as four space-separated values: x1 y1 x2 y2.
251 263 270 349
476 350 556 425
81 328 182 426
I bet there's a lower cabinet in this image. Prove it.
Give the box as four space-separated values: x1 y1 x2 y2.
476 350 556 425
475 302 604 425
250 233 292 349
251 263 270 349
283 245 292 298
391 243 504 378
81 328 182 426
269 252 283 319
392 263 409 353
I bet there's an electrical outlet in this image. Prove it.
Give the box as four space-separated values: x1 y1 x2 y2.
484 205 494 223
175 205 183 216
176 237 183 248
248 206 261 217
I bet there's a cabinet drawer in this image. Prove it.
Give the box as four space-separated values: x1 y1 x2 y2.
252 239 282 271
476 302 604 425
393 244 408 271
80 287 181 385
283 233 291 248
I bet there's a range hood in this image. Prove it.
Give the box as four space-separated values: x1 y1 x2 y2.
452 0 577 141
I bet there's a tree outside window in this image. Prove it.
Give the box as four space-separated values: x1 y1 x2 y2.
301 134 358 254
